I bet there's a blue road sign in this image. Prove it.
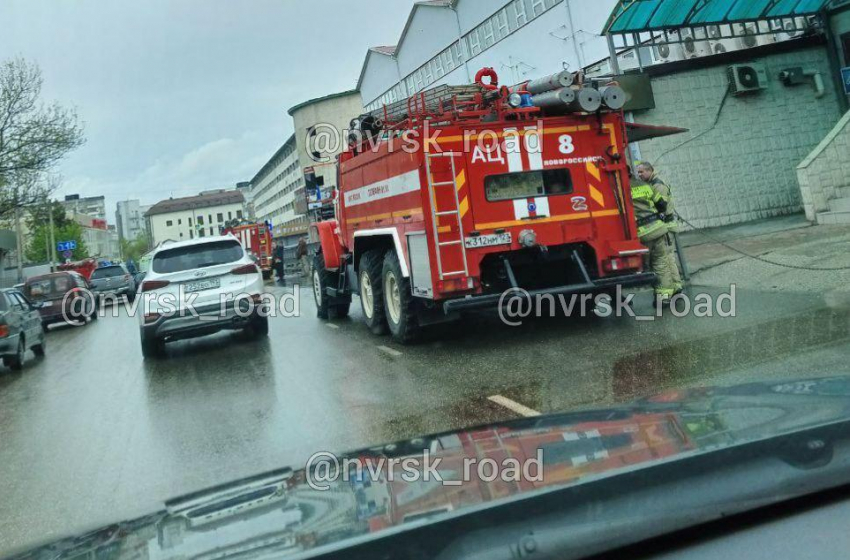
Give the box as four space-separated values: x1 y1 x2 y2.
842 67 850 95
57 240 77 252
62 250 73 260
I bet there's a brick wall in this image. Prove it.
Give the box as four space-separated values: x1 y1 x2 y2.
796 110 850 222
633 45 842 229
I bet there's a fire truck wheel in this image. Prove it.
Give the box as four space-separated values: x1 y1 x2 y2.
359 251 388 335
382 251 419 344
312 252 351 320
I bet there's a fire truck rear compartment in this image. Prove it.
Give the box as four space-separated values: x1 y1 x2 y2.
479 243 598 293
442 243 655 313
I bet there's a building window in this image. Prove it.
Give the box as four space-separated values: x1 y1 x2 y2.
531 0 546 16
228 211 232 220
188 217 192 226
494 9 510 40
189 230 194 239
217 213 223 222
481 19 496 48
166 220 173 227
236 209 243 219
512 0 527 27
197 215 204 225
467 29 482 56
178 218 182 225
208 214 212 224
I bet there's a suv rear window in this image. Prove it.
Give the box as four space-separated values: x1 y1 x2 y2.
90 266 126 279
24 275 73 299
152 240 244 274
485 168 573 201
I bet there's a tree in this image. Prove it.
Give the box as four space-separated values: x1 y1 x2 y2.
120 235 150 263
26 221 88 262
0 58 85 219
26 199 69 231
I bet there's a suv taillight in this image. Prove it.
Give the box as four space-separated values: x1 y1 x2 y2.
231 264 259 275
141 280 170 292
0 325 8 338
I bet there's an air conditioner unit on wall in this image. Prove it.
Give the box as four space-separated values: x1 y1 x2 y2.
736 23 776 49
652 42 684 63
681 33 712 58
709 39 738 55
728 63 768 95
773 16 808 42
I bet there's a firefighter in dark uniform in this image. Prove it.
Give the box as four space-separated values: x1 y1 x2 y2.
634 161 682 302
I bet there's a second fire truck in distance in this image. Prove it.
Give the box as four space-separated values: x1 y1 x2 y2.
222 221 274 279
312 68 676 343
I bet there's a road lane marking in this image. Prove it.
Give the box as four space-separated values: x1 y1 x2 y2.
488 395 541 417
377 345 403 357
326 323 339 329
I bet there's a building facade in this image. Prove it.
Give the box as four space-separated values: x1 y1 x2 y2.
60 194 107 221
358 0 617 111
145 191 245 246
249 134 303 233
115 199 149 242
70 212 121 259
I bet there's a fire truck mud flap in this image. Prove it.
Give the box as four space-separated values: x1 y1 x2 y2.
441 272 656 313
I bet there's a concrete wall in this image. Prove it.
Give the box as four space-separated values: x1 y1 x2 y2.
633 45 842 229
360 51 401 106
797 109 850 221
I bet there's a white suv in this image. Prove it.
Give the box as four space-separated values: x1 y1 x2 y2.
138 236 267 357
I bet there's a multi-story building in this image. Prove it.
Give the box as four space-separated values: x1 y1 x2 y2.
145 190 245 246
248 134 303 234
286 90 364 238
115 199 150 242
60 194 107 220
69 213 121 259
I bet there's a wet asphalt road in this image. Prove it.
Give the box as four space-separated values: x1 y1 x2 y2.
2 279 850 554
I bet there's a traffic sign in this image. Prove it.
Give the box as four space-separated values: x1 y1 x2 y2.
57 240 77 252
62 250 73 260
842 67 850 95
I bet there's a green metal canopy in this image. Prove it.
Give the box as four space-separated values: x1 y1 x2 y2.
604 0 835 34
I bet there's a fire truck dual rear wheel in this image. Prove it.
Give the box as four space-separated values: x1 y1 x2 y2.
359 251 388 335
382 251 419 344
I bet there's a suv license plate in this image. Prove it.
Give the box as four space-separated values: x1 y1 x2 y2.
464 232 512 249
185 278 220 293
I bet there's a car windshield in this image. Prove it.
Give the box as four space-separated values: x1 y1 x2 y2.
90 266 125 279
152 241 244 273
5 2 850 560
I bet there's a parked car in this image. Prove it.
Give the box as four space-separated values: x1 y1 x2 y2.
89 264 136 302
24 271 97 327
139 236 268 357
0 288 46 370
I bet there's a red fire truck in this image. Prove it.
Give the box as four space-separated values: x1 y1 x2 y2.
223 222 273 279
312 68 669 342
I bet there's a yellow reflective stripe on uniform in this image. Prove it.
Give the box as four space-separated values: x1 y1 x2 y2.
631 184 655 201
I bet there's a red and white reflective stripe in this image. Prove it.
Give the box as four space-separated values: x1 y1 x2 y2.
503 128 523 173
512 197 549 220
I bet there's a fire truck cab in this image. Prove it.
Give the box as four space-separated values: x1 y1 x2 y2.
312 69 658 343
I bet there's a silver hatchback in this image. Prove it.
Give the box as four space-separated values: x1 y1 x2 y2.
89 264 136 302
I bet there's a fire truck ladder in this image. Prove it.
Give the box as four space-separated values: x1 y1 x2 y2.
425 151 469 280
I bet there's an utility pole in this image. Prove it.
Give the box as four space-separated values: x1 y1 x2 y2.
14 206 24 283
48 202 57 271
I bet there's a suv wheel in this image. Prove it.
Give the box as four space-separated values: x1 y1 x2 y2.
247 313 269 338
359 251 388 335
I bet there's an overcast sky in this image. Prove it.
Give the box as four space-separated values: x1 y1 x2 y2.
0 0 412 221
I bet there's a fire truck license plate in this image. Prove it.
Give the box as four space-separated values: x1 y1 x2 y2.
464 232 512 249
185 278 220 293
